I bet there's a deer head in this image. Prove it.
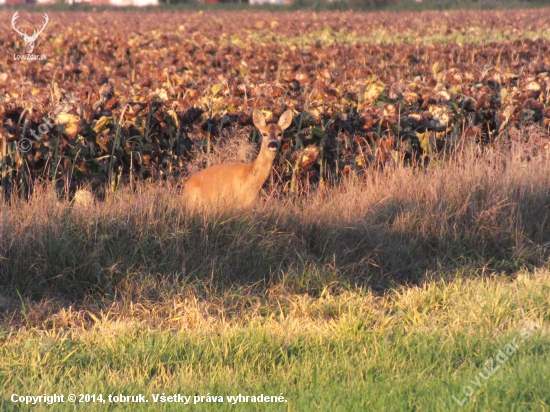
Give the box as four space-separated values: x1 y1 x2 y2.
11 11 49 54
252 108 293 155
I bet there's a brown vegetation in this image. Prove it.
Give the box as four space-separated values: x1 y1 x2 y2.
1 9 550 200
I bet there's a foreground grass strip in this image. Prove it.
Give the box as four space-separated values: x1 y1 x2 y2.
1 273 549 411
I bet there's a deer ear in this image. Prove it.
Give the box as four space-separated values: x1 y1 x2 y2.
253 109 266 129
278 109 293 130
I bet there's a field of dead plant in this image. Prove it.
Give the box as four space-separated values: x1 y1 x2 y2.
1 8 550 411
2 9 550 195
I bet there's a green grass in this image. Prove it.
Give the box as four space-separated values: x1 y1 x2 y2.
1 273 549 411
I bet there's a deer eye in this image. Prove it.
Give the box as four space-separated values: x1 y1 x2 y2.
278 132 283 137
263 133 268 137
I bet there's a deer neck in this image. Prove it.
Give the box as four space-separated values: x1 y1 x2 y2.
249 144 276 190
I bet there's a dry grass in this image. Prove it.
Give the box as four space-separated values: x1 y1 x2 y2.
185 124 256 176
1 139 549 328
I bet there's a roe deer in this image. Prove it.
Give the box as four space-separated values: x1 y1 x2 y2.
183 108 293 212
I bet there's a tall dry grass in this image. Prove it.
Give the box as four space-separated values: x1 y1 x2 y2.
0 138 549 328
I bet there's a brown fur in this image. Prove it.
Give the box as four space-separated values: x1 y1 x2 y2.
183 109 293 212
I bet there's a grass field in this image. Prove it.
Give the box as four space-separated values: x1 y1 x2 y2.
1 142 550 410
1 6 550 411
1 274 548 411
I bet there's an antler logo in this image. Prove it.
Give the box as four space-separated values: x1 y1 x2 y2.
11 11 49 54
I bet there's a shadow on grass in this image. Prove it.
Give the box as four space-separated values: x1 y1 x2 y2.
1 183 548 308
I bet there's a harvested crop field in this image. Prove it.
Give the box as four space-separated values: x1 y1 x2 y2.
1 8 550 412
2 9 550 191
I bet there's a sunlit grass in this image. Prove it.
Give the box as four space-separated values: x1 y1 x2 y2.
1 143 550 410
1 272 549 411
